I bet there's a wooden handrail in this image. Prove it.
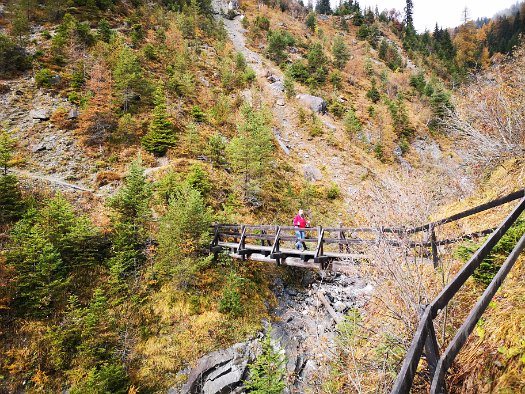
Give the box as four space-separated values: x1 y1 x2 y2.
391 196 525 393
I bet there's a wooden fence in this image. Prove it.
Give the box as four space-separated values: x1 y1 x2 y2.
391 190 525 393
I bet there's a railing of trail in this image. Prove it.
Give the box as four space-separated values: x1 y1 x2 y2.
211 188 525 393
391 189 525 393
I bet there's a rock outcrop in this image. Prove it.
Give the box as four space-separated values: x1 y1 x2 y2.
173 341 257 394
295 94 327 114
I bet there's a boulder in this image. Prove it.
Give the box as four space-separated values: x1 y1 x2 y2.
333 301 346 313
176 341 256 394
269 81 284 93
303 164 322 182
68 107 79 119
30 108 51 121
296 94 327 114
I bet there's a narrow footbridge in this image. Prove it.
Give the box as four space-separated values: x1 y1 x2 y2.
211 189 525 393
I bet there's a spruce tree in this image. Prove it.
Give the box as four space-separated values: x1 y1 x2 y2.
107 158 152 280
0 129 15 175
156 184 212 278
0 175 23 225
226 106 274 203
305 11 316 31
113 46 146 113
332 35 350 69
142 84 177 156
244 326 287 394
315 0 331 15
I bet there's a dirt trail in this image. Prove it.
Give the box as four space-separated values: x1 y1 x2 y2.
8 169 94 192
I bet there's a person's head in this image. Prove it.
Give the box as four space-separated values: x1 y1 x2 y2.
298 209 304 216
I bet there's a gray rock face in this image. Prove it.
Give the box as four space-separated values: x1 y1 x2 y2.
30 108 51 120
68 107 79 119
176 341 256 394
269 81 284 93
303 164 323 182
296 94 327 114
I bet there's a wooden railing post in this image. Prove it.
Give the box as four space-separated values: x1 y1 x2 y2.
270 226 282 265
421 305 441 382
238 225 247 261
338 222 343 253
430 224 439 268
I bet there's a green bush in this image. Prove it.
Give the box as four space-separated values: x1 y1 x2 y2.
266 30 295 64
328 101 345 118
35 68 55 87
218 272 244 317
191 105 206 122
70 363 130 394
289 61 309 83
242 67 257 84
255 16 270 31
326 183 340 200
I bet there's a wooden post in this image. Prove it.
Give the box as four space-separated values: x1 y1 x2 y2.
238 225 247 261
430 225 439 268
338 222 343 253
270 226 282 265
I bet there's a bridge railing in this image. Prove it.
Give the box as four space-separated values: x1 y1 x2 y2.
391 190 525 393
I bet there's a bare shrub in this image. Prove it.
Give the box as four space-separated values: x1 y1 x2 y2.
445 43 525 168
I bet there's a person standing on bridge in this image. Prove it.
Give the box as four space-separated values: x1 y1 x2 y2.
293 209 310 251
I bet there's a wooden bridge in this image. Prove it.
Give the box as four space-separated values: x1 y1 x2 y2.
210 188 525 393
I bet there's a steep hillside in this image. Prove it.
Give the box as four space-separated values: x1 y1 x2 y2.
0 0 524 392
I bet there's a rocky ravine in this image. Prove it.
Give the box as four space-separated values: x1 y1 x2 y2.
171 268 373 394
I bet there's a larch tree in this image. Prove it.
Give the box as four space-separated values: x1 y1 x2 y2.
77 61 117 145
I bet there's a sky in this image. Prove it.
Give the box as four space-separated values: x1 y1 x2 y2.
335 0 521 32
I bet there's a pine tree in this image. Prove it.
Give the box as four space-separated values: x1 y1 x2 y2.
343 108 362 134
332 35 350 69
366 78 380 103
244 326 287 394
404 0 414 31
156 184 212 278
107 158 152 280
0 174 23 225
113 46 146 113
315 0 331 15
305 12 316 31
283 68 295 98
429 86 453 130
0 129 15 175
142 84 177 156
226 106 274 203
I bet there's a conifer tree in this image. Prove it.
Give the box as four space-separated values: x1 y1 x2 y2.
343 108 362 134
78 61 117 145
244 326 287 394
226 106 274 203
332 35 350 69
142 84 177 156
0 129 15 175
315 0 331 15
107 158 152 280
113 46 146 113
7 194 99 315
305 12 316 31
156 184 212 278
